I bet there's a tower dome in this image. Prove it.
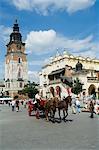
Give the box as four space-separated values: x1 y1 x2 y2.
9 20 22 43
76 60 83 71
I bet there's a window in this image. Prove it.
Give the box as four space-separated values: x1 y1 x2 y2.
44 75 46 79
18 68 21 78
8 83 10 88
18 58 21 63
91 71 93 77
20 82 22 88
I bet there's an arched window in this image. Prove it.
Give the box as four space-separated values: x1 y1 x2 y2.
18 68 21 78
20 82 22 88
18 57 22 63
56 86 61 97
88 84 96 99
50 87 55 97
8 83 10 88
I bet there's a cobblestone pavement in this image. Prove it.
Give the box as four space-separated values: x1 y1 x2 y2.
0 104 99 150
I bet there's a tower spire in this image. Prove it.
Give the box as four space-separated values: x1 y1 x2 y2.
13 19 19 32
7 20 22 43
15 19 18 24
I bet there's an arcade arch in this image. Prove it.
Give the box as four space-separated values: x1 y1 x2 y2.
88 84 96 96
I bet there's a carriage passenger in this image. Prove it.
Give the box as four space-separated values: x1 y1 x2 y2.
35 91 41 104
35 91 42 119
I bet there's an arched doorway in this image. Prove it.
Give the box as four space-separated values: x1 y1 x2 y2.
56 86 61 97
5 91 9 96
88 84 96 97
50 87 55 97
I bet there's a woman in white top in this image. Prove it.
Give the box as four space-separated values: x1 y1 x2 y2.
76 97 81 113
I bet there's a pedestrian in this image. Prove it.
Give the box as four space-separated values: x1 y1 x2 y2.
21 100 23 105
16 100 19 112
27 101 33 116
71 94 76 114
8 101 11 107
11 100 15 111
76 97 81 113
89 100 94 118
23 100 27 108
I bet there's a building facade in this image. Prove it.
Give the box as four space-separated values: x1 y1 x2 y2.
5 20 28 97
39 50 99 99
0 81 5 97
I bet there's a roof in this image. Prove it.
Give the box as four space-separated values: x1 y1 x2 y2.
48 68 64 76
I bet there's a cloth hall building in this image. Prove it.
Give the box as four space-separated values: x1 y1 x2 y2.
39 51 99 99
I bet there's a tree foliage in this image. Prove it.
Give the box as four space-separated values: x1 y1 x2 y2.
22 81 38 98
72 78 83 95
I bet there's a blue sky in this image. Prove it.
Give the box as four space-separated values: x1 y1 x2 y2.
0 0 99 82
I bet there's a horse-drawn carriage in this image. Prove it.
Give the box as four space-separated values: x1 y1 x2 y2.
27 91 72 122
27 99 46 117
27 74 73 122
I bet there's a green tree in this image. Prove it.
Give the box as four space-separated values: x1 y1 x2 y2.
72 78 83 95
22 81 39 98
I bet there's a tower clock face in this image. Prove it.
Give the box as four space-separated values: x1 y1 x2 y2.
17 44 21 49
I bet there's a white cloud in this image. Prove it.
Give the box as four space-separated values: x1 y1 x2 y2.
11 0 96 15
26 30 56 53
28 59 50 82
0 62 5 80
25 29 99 58
66 0 96 13
0 25 12 43
28 70 39 82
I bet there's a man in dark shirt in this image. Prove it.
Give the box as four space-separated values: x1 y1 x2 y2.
89 100 94 118
16 100 19 112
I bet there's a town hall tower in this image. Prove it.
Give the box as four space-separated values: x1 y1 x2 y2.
5 20 28 97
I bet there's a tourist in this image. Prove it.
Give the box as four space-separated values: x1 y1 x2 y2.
16 100 20 112
11 100 15 111
89 100 94 118
23 100 27 108
8 101 11 107
72 99 76 114
76 97 81 113
71 94 76 114
27 101 33 116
